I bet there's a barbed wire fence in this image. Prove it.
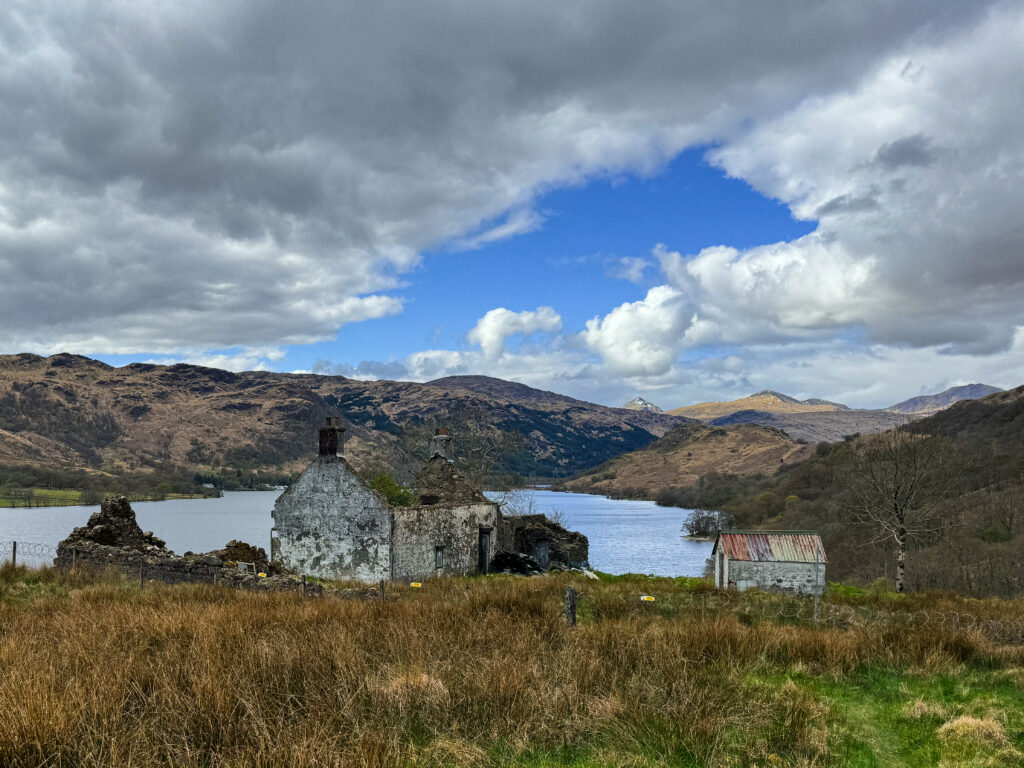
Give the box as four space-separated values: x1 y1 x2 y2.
0 540 57 568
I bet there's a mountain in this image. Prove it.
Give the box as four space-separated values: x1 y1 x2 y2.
667 390 849 420
0 355 688 480
621 397 662 413
709 409 906 444
887 383 1004 416
559 423 810 498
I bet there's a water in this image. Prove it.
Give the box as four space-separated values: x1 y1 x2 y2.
0 490 711 576
486 490 711 577
0 492 276 567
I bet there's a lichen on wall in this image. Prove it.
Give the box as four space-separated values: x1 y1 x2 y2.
391 501 499 580
272 455 391 582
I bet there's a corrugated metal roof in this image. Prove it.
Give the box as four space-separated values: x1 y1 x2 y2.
713 531 826 563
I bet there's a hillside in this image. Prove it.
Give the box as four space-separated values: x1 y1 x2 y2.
709 408 907 443
0 355 688 482
559 423 810 498
667 390 847 419
703 384 1024 596
887 383 1004 415
666 385 1001 443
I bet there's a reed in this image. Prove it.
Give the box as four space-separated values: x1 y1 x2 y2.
1 567 1022 767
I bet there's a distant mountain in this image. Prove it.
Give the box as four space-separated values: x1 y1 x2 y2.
667 390 849 420
709 409 906 444
887 383 1004 416
0 356 689 480
621 397 662 413
561 423 810 498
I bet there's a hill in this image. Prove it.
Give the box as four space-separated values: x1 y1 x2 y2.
0 355 688 483
709 408 906 443
667 390 847 419
559 423 810 498
887 383 1004 415
697 384 1024 596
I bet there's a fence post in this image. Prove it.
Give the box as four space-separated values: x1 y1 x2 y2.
813 594 820 623
139 563 144 590
379 579 385 600
11 541 15 568
302 574 307 595
564 585 577 627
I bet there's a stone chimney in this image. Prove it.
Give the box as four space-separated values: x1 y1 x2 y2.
429 427 453 461
319 417 345 457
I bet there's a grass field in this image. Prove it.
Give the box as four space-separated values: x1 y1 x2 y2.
1 565 1023 767
0 487 205 507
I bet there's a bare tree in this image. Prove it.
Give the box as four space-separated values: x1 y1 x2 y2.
843 428 959 592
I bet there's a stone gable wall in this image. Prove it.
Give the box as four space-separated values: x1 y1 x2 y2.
271 455 391 582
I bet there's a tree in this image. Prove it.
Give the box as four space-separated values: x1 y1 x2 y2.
843 428 959 592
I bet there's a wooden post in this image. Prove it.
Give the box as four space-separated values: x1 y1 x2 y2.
10 541 15 568
302 574 307 595
139 563 144 590
378 579 385 600
564 586 577 627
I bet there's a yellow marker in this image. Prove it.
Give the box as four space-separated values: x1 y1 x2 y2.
411 582 422 588
640 595 655 602
258 572 267 578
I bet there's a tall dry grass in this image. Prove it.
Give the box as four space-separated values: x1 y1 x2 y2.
1 566 1022 767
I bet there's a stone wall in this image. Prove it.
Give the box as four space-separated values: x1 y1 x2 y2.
271 455 392 582
391 501 500 580
725 559 825 596
54 541 316 592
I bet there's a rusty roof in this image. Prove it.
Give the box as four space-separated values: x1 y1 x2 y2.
713 531 826 563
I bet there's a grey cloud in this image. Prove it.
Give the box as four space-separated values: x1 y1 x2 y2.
875 133 939 169
814 193 880 217
0 0 996 354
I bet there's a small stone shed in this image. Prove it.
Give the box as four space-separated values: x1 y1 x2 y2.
712 530 826 595
271 421 501 582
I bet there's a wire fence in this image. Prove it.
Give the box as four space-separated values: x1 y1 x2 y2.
0 540 57 568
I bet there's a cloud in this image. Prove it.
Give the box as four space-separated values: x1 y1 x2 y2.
609 256 653 284
0 0 996 356
468 307 562 358
581 286 691 376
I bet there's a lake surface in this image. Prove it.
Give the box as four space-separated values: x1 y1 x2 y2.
0 490 711 576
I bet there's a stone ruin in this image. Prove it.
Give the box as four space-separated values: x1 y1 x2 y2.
55 495 316 593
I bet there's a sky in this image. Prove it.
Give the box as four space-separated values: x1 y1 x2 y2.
1 1 1023 409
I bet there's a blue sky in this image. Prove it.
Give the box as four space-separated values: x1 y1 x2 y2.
3 2 1024 410
305 149 815 372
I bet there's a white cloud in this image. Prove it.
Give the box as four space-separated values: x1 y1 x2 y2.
581 286 691 376
468 307 562 358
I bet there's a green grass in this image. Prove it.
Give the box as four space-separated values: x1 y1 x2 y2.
0 487 205 507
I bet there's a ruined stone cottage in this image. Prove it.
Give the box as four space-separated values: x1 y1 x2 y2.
271 421 501 581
